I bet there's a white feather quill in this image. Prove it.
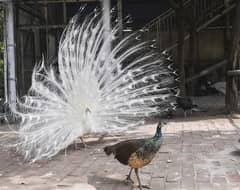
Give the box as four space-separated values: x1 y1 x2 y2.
1 10 178 161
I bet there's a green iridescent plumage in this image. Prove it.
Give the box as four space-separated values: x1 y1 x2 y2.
104 121 164 190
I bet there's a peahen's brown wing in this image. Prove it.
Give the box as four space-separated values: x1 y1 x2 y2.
113 138 147 165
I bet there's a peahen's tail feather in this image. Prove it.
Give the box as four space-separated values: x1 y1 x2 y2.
103 145 115 156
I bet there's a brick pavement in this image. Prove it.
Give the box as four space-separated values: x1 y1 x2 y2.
0 115 240 190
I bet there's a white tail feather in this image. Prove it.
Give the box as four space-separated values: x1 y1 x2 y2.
1 10 177 161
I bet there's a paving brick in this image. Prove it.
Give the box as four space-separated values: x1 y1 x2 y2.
1 116 240 189
165 182 181 190
181 176 196 189
182 153 194 161
138 173 152 187
166 171 181 182
182 137 193 145
63 183 96 190
151 161 166 178
226 173 240 183
213 183 229 190
196 169 210 183
211 161 221 167
228 184 240 190
157 152 170 161
191 138 203 145
150 177 165 190
182 145 192 153
212 176 227 184
196 183 213 190
165 144 182 152
164 136 181 144
182 164 195 177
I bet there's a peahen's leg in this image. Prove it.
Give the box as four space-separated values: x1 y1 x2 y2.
98 133 107 143
134 168 150 190
134 168 142 190
80 137 88 148
184 111 187 118
190 109 193 115
125 168 134 184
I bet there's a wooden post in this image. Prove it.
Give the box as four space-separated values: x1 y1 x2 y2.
101 0 111 52
102 0 111 39
170 0 186 96
224 0 231 58
5 0 17 108
63 2 67 24
3 7 8 102
188 0 198 96
44 0 49 59
187 0 196 95
19 33 25 96
117 0 123 38
225 1 240 112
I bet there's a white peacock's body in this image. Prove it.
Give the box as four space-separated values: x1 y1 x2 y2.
4 10 178 161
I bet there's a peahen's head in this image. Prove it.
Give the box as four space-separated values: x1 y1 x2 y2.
155 121 166 138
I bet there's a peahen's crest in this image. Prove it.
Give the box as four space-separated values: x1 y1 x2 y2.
1 9 178 161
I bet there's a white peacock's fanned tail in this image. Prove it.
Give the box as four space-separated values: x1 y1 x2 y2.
3 10 178 161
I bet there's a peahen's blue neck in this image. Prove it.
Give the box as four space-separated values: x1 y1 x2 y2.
154 127 162 139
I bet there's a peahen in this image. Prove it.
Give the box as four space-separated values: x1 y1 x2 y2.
104 121 164 190
176 96 198 118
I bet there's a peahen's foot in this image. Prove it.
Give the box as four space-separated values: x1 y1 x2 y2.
134 168 150 190
138 185 150 189
124 168 134 184
82 143 91 149
98 133 107 143
79 137 91 149
74 142 90 150
124 175 134 184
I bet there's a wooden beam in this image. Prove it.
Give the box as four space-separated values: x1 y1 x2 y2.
186 60 227 83
196 4 236 32
18 5 44 21
18 24 66 30
227 70 240 76
18 0 99 4
165 2 236 52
